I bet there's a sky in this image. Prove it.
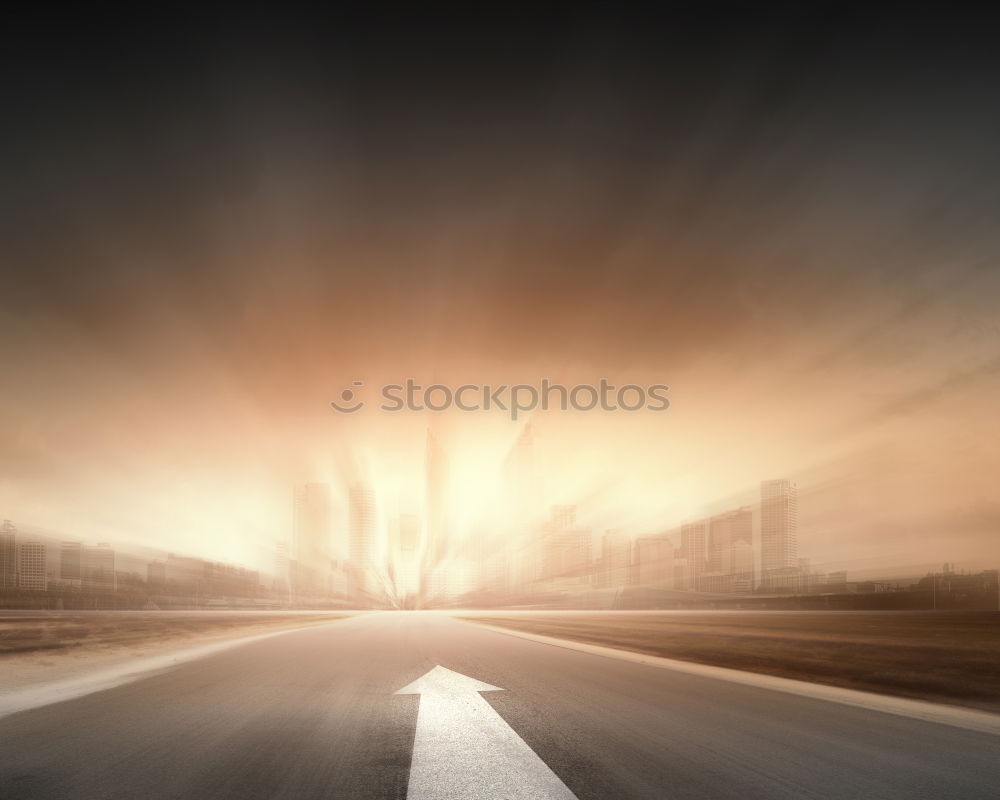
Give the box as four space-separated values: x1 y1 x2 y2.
2 5 999 576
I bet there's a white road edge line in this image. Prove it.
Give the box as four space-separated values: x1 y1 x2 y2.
0 617 353 720
467 621 1000 737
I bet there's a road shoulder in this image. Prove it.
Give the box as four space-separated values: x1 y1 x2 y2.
0 615 354 719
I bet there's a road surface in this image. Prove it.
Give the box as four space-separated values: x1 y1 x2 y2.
1 611 997 799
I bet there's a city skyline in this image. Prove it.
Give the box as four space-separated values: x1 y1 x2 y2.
3 464 997 610
3 410 998 606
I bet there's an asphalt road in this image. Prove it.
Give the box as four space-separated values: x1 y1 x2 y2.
1 611 997 799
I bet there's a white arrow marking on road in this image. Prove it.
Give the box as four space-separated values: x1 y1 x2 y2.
396 665 579 800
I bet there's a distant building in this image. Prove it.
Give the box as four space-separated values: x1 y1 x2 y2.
916 567 999 606
203 562 259 598
425 557 477 603
425 431 449 569
680 520 707 586
165 553 205 595
349 483 376 567
825 570 848 591
475 541 511 599
673 557 692 591
0 520 16 590
727 539 754 593
273 541 291 595
83 544 116 592
761 479 798 585
721 507 753 592
60 541 83 585
681 506 754 593
349 482 377 595
502 423 540 593
17 540 47 591
707 507 752 571
147 560 166 588
707 513 730 574
599 529 631 588
539 506 592 584
634 535 674 587
389 514 422 600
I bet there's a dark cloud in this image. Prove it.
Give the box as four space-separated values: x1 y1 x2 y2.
3 6 1000 383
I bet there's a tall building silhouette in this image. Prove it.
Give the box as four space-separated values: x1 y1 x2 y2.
83 544 116 592
293 483 332 592
730 506 752 546
727 507 753 591
600 529 631 588
389 513 421 601
424 430 449 569
273 540 291 596
17 540 47 591
680 520 707 583
0 520 15 590
503 423 540 592
634 535 674 586
349 482 377 591
683 507 753 593
706 507 752 576
147 560 166 589
761 479 798 579
707 512 732 573
60 541 83 585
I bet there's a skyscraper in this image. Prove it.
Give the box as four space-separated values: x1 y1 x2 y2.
503 423 540 592
761 479 798 578
687 507 753 593
17 540 47 591
680 520 707 575
548 505 576 530
727 539 755 593
0 520 15 591
728 506 754 591
707 512 732 573
60 541 83 585
349 482 377 576
273 540 291 596
730 506 752 547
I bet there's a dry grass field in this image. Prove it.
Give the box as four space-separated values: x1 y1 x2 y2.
465 611 1000 713
0 610 348 658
